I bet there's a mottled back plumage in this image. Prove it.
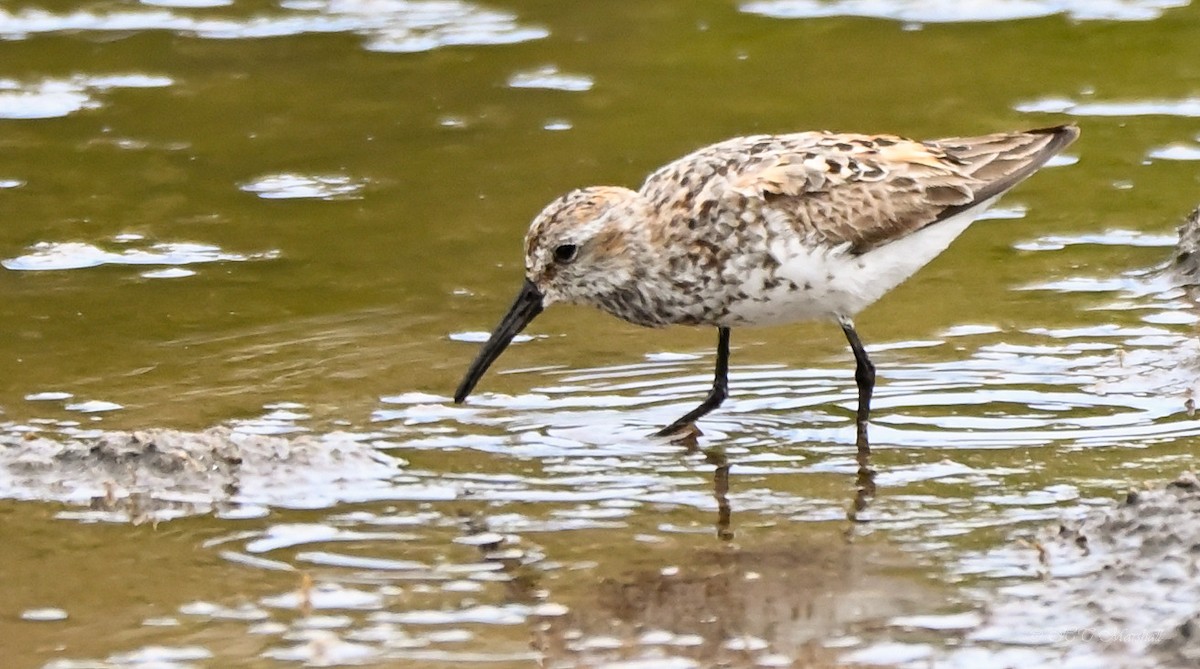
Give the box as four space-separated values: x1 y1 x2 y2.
639 126 1075 254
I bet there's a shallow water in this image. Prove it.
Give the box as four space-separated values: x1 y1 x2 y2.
4 1 1200 667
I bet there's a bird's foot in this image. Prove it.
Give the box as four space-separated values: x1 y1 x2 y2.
653 421 703 444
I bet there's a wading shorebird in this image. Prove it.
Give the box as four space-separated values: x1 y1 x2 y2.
454 125 1079 452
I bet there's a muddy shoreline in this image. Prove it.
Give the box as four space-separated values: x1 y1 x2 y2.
965 471 1200 668
3 426 1199 667
0 428 405 522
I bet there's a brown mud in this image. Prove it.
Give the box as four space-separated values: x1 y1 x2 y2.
0 428 402 522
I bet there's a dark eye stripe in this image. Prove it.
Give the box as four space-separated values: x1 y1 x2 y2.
553 244 578 263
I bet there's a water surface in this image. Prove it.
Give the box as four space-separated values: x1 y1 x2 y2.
3 1 1200 667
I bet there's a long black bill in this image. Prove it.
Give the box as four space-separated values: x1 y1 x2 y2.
454 278 545 403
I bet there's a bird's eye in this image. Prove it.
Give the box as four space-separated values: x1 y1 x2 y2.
553 244 578 264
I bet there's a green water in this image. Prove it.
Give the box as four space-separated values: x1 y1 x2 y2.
3 1 1200 667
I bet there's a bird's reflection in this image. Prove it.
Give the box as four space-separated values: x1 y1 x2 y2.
847 448 876 524
465 432 914 667
673 429 735 541
673 427 878 536
706 446 734 542
530 525 936 667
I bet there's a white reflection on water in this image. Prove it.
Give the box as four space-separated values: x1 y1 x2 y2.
0 74 172 119
240 173 366 200
142 0 234 7
0 0 549 53
1013 228 1177 252
1015 95 1200 117
1148 143 1200 161
2 240 280 271
507 65 594 92
741 0 1190 23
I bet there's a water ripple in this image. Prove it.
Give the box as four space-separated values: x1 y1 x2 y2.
0 1 548 52
2 240 280 272
0 74 172 119
1015 95 1200 117
507 65 594 92
741 0 1189 23
240 173 366 200
1148 142 1200 161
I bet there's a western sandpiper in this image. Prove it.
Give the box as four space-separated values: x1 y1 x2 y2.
454 125 1079 451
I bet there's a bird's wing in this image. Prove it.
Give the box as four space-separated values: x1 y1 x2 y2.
656 125 1078 254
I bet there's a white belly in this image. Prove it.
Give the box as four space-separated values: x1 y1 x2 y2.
722 202 992 327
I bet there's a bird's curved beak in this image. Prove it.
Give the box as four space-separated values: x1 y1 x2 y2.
454 278 545 403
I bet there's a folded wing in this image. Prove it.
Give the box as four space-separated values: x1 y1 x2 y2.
719 125 1079 254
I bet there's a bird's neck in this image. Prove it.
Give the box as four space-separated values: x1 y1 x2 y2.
582 195 705 328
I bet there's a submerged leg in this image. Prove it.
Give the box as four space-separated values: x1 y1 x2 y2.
655 327 731 437
839 316 875 457
847 457 877 523
708 448 734 541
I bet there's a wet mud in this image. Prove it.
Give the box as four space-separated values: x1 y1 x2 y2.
968 472 1200 668
1171 206 1200 284
0 428 402 522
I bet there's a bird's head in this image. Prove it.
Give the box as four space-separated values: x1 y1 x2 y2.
454 186 643 403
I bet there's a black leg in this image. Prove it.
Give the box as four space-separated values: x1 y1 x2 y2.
839 317 875 458
655 327 731 437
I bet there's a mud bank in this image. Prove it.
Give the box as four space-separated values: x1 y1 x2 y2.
5 430 1200 668
965 471 1200 668
0 428 404 521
